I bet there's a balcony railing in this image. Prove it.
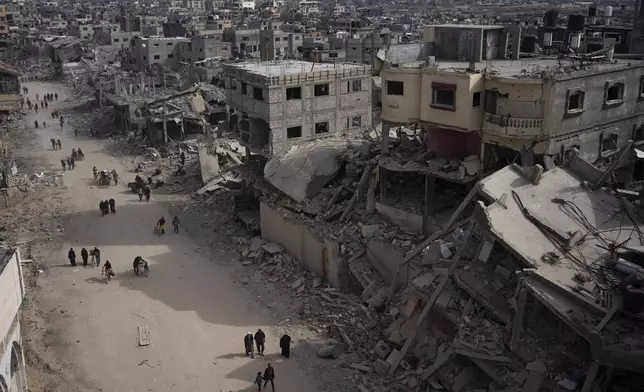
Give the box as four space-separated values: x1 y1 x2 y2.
483 113 544 139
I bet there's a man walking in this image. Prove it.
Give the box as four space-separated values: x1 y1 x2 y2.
68 248 77 267
280 334 291 358
254 329 266 356
262 364 275 391
244 332 255 358
81 248 89 266
92 247 101 267
109 198 116 214
172 216 180 234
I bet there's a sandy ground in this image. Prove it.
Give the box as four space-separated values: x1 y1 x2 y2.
18 81 323 392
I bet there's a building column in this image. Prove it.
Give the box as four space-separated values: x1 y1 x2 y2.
423 174 436 235
381 121 390 155
379 167 388 203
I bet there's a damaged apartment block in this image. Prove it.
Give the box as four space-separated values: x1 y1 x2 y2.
223 60 373 160
373 152 644 392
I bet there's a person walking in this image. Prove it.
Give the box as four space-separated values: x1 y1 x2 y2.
92 247 101 267
180 150 186 166
244 332 255 358
74 128 78 137
61 159 66 171
66 157 72 171
172 216 180 234
81 248 89 266
50 138 56 150
68 248 77 267
254 329 266 356
70 156 75 170
109 198 116 214
254 372 263 391
279 334 291 358
56 139 62 150
144 186 151 202
55 92 58 100
262 364 275 391
103 200 110 216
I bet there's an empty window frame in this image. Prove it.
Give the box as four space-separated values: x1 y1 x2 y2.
167 53 174 59
241 82 247 94
153 55 160 60
287 126 302 138
431 82 456 110
386 80 404 96
314 83 329 97
329 52 338 58
253 87 264 101
286 87 301 100
348 79 362 92
352 116 362 127
634 125 644 142
566 89 585 115
153 43 159 47
604 81 625 108
472 92 481 107
601 132 619 156
315 121 329 134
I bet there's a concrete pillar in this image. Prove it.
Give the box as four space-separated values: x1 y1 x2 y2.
423 174 436 235
512 26 522 60
382 121 390 154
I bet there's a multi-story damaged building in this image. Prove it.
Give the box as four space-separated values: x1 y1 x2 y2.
127 36 189 71
378 22 644 234
223 60 372 158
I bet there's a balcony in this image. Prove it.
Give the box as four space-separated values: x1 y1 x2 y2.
483 113 544 139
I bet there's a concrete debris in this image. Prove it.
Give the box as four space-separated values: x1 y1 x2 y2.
318 344 343 359
261 242 283 255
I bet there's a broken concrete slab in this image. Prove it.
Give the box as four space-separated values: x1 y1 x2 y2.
261 242 283 255
361 224 380 238
318 344 343 359
388 330 403 346
249 237 266 252
291 278 305 290
494 265 511 280
264 139 364 202
350 363 372 373
386 349 401 366
361 281 378 302
198 146 220 184
373 359 390 375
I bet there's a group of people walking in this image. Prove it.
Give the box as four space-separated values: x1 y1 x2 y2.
68 246 101 267
99 199 116 216
245 330 291 391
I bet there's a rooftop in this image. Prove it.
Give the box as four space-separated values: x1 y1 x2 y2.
390 57 644 79
225 60 369 78
425 24 505 30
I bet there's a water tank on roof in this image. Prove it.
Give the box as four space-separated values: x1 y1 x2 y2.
544 9 558 28
567 14 586 31
589 5 597 17
521 35 538 53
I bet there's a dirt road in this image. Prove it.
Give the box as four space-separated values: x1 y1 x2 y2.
21 81 318 392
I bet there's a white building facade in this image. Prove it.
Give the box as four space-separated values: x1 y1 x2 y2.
0 248 27 392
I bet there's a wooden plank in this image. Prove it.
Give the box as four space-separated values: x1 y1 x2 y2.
388 276 448 376
340 164 374 222
581 362 600 392
419 347 454 380
138 325 150 346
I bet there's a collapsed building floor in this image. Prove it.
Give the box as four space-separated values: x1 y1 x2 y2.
211 127 644 392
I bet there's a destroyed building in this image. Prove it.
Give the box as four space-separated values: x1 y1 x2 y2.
0 63 21 112
377 22 644 235
223 60 373 159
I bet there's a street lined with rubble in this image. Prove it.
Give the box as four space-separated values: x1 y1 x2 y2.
11 80 340 392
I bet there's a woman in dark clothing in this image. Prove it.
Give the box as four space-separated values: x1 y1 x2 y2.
280 334 291 358
81 248 89 266
68 248 76 266
263 363 275 391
